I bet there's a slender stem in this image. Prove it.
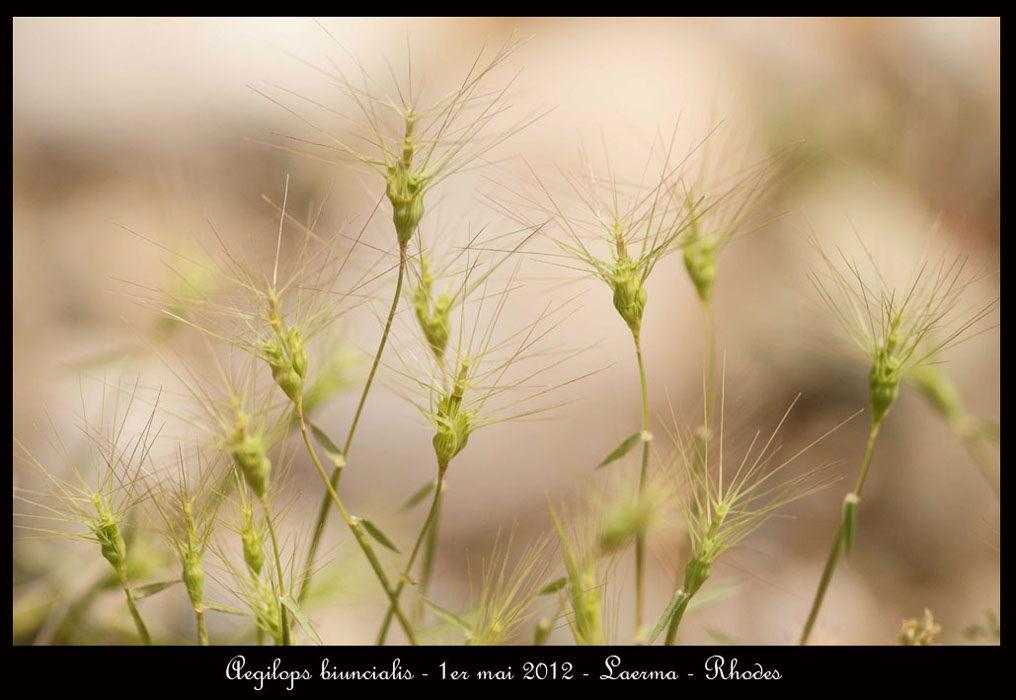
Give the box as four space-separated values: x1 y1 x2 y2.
296 405 418 645
195 608 208 646
416 487 443 621
260 496 290 646
701 300 716 432
119 574 152 646
300 245 408 603
377 468 446 645
798 525 843 646
663 592 693 646
664 559 709 645
799 419 881 645
256 626 264 646
633 333 651 636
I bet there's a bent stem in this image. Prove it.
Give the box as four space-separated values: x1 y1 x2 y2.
799 420 881 645
295 403 418 645
119 575 152 645
634 334 651 637
300 245 408 603
377 467 447 645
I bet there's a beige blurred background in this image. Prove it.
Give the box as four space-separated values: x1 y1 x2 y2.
13 17 999 645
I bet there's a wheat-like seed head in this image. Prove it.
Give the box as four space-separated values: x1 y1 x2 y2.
261 31 536 247
808 232 997 423
464 528 554 646
666 387 853 568
390 247 589 471
14 378 162 577
489 126 701 339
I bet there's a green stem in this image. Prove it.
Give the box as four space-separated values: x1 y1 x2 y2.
664 558 709 645
260 496 290 646
634 333 651 636
799 419 880 645
663 592 693 646
701 300 716 432
195 608 208 646
416 487 443 620
296 406 418 645
377 468 446 645
119 574 152 646
299 245 407 603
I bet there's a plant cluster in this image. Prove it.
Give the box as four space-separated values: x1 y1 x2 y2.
13 30 998 647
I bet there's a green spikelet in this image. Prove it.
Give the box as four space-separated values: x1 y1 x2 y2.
609 223 647 335
413 256 452 360
683 234 718 303
432 361 473 468
386 113 425 246
254 578 284 644
180 501 206 608
869 319 902 422
610 260 647 336
240 504 266 576
182 551 205 609
264 338 303 404
91 496 126 574
230 414 272 500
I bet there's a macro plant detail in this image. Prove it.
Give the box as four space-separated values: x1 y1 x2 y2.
798 241 998 645
12 19 998 648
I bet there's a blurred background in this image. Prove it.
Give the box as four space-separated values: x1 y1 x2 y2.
13 17 999 645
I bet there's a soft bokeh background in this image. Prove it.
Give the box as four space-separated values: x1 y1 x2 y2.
13 17 999 645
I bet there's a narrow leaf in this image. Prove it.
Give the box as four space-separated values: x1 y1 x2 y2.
204 602 249 616
282 595 323 646
597 431 643 468
539 577 567 596
311 423 345 468
649 588 688 643
423 599 472 634
706 628 744 645
842 494 859 557
686 578 741 614
131 580 180 599
401 480 436 511
361 519 400 553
